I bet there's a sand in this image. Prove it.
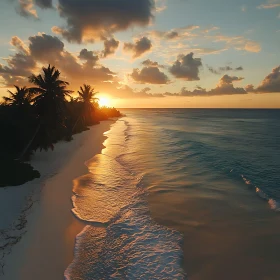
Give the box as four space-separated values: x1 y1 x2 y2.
0 120 113 280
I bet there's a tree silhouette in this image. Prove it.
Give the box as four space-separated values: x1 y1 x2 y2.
28 65 73 151
2 85 34 122
3 86 32 107
1 86 35 160
30 65 72 121
0 64 122 186
77 84 99 125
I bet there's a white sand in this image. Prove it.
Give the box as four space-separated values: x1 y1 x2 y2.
0 120 113 280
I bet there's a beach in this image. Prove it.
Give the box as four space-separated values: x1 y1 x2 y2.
67 109 278 280
0 120 113 280
1 109 280 280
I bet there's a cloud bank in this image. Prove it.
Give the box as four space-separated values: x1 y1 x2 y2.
247 66 280 93
52 0 155 43
177 75 246 96
0 34 114 89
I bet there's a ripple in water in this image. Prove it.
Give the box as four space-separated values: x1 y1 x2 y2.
65 120 186 280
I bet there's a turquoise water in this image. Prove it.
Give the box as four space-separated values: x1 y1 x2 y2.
66 109 280 279
123 109 280 209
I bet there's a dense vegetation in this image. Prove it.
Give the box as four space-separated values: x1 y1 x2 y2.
0 65 122 187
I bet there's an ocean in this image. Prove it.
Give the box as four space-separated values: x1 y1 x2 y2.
65 109 280 280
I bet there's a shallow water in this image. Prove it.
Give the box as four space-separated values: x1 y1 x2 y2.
66 109 280 279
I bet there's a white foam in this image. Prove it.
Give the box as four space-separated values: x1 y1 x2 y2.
65 195 186 280
241 175 280 212
66 119 186 279
268 199 280 212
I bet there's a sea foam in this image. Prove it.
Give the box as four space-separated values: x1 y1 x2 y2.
65 119 186 280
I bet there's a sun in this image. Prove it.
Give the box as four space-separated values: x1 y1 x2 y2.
98 97 111 107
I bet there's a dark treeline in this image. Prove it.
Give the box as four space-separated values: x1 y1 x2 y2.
0 65 122 187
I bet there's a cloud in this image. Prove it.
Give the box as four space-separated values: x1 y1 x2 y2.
161 42 226 57
103 38 119 58
1 34 166 99
34 0 53 9
78 49 99 68
177 75 246 97
257 1 280 19
0 52 36 78
164 31 179 40
249 66 280 93
16 0 38 19
236 66 244 71
220 75 243 84
10 36 29 54
155 0 167 13
0 34 169 99
210 35 262 53
244 41 262 53
0 41 36 86
142 59 164 68
0 37 36 84
29 34 64 61
0 34 114 89
105 84 165 99
149 25 199 41
123 37 152 58
151 30 180 40
207 66 220 75
12 0 53 19
52 0 155 43
151 27 261 54
131 66 169 84
200 26 220 34
188 48 226 55
207 65 244 75
28 35 114 86
220 66 243 72
257 1 280 9
170 52 202 81
245 84 255 92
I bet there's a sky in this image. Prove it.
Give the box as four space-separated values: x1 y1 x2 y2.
0 0 280 108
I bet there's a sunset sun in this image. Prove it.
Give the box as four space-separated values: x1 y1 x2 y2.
98 97 111 107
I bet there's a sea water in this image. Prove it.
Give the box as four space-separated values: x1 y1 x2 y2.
65 109 280 279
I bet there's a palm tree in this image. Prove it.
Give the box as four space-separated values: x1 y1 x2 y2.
26 65 73 151
2 85 35 128
30 65 72 120
2 86 35 160
3 86 32 107
77 84 99 125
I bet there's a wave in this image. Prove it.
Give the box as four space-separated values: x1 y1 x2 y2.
65 193 186 280
241 175 280 211
66 118 186 279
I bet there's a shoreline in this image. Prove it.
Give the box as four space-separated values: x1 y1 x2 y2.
0 120 114 280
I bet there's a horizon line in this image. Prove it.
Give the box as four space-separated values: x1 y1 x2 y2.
117 107 280 110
